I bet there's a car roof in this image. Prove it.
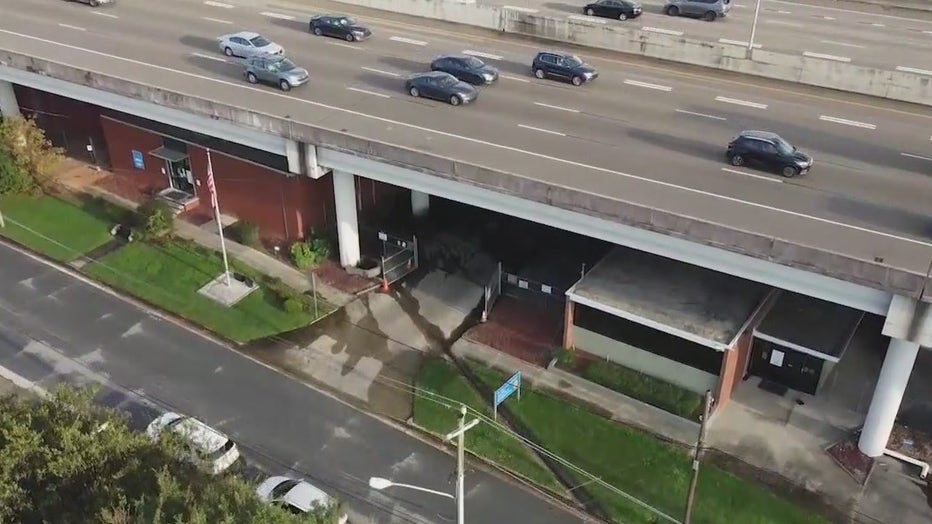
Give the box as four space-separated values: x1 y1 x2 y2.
738 130 781 141
412 71 455 79
283 480 333 511
231 31 261 39
537 50 572 57
153 412 230 453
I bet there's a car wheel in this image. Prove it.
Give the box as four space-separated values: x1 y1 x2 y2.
313 27 323 36
619 13 627 20
449 95 462 106
409 86 420 97
666 6 679 16
572 75 584 86
782 166 799 178
585 8 595 15
730 154 744 166
246 72 258 84
90 0 100 6
279 79 291 91
345 33 355 42
534 68 546 79
703 10 717 21
224 47 234 57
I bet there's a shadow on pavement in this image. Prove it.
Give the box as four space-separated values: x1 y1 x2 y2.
179 34 223 54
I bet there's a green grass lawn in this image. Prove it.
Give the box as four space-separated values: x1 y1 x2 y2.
459 361 828 524
412 357 564 494
0 194 126 262
85 239 328 343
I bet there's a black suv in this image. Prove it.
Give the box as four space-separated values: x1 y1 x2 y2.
531 51 598 86
309 15 372 42
726 130 813 178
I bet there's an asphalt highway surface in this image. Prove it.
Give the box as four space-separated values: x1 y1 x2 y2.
479 0 932 70
0 240 586 524
2 0 932 275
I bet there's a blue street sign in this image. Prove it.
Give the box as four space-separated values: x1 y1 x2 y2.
494 372 521 408
131 150 144 170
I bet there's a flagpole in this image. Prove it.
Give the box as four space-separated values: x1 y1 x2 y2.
206 149 232 286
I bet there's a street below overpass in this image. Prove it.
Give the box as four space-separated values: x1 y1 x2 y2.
2 0 932 278
0 241 584 524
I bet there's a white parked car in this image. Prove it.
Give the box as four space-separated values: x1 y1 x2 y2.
146 412 241 475
256 476 348 523
218 31 284 58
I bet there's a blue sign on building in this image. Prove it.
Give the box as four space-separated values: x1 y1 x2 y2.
131 150 144 170
493 371 521 420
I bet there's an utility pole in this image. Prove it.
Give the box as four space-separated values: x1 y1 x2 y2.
444 405 479 524
685 390 714 524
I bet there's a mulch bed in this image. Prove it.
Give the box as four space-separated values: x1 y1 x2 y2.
826 432 875 486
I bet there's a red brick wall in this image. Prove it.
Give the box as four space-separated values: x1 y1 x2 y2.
100 117 167 199
716 331 752 409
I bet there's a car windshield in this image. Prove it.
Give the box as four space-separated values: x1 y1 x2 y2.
270 59 297 72
337 17 355 26
204 439 235 461
271 479 302 499
565 55 583 67
437 75 458 87
774 138 794 154
463 57 484 69
249 36 271 47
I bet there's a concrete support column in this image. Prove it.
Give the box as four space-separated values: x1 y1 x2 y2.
0 80 20 118
411 190 430 218
858 338 920 457
562 299 576 349
285 141 325 179
332 170 360 268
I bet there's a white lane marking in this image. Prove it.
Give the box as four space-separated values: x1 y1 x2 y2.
714 96 768 110
191 52 229 63
462 50 503 61
821 16 836 20
569 15 606 23
502 74 530 83
390 36 427 46
534 102 580 113
348 87 391 98
58 23 86 31
896 66 932 76
675 109 727 121
803 51 851 63
202 16 233 24
902 152 932 162
721 167 783 183
772 0 932 23
503 5 539 12
819 115 876 130
777 10 791 14
925 30 932 34
819 40 865 49
261 12 296 20
732 3 746 7
518 124 566 136
326 41 360 50
871 22 885 27
719 38 762 49
10 31 929 248
642 26 684 36
765 20 804 27
204 1 234 8
361 67 400 77
91 11 119 19
624 79 672 92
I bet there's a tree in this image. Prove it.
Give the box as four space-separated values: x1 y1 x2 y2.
0 386 342 524
0 143 33 196
0 116 64 194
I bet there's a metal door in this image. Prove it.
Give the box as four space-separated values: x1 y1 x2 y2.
749 339 823 395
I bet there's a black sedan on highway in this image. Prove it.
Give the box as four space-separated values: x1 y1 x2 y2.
309 15 372 42
583 0 642 20
430 54 499 86
405 71 478 106
726 130 813 178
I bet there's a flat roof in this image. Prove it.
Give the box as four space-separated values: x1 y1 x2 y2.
568 247 772 350
755 291 864 363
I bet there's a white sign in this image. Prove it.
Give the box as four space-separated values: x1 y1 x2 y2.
769 350 785 367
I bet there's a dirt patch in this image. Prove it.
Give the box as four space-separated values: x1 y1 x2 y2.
888 423 932 465
826 434 875 486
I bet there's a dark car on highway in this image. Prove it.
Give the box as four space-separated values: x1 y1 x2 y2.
726 130 813 178
69 0 115 6
531 51 598 86
430 54 499 86
583 0 642 21
309 15 372 42
405 71 478 106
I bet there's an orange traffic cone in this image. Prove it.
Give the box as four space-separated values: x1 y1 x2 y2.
380 276 390 293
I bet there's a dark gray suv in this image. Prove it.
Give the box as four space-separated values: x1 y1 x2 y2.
726 130 813 178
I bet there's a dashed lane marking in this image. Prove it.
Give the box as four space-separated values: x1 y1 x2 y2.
819 115 876 130
518 124 566 136
715 96 768 110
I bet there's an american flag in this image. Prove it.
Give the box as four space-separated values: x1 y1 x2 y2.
206 148 218 210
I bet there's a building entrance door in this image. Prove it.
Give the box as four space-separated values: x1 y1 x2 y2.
167 157 194 194
748 338 823 394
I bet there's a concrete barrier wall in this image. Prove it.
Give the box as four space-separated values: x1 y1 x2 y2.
335 0 932 106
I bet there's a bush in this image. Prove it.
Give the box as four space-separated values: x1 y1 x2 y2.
135 199 174 239
0 116 64 193
233 220 261 248
289 232 330 270
283 297 306 314
0 144 36 196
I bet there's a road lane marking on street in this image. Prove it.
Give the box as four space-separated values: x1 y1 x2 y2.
772 0 932 22
534 102 580 113
821 16 836 20
12 30 932 248
925 30 932 34
347 87 391 98
325 41 360 50
714 96 768 110
204 1 234 8
871 22 885 27
58 24 86 31
518 124 566 136
819 40 864 49
503 5 539 12
777 10 791 14
462 50 503 61
765 20 804 27
202 16 233 24
361 67 400 77
819 115 876 129
721 168 783 183
675 109 727 121
502 74 530 83
191 52 229 63
624 79 672 92
390 36 427 46
91 11 119 19
569 15 606 23
896 66 932 76
641 27 684 36
803 51 851 63
261 12 296 20
902 152 932 162
718 39 762 49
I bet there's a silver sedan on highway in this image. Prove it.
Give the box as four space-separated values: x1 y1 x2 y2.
218 31 284 59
